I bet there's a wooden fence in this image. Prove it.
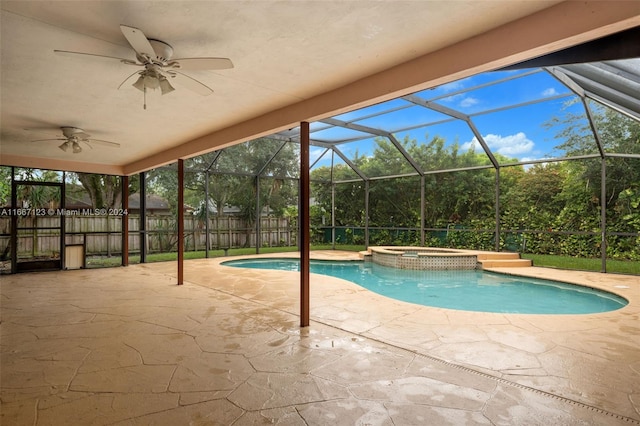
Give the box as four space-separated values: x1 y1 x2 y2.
0 214 295 257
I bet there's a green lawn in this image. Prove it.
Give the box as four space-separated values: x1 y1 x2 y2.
86 245 638 275
521 254 639 275
85 244 366 268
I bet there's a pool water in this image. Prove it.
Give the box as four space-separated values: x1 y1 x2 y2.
222 258 628 314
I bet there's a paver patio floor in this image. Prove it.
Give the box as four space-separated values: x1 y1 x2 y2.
1 251 639 425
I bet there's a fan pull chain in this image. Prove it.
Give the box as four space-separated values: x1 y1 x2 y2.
143 86 147 110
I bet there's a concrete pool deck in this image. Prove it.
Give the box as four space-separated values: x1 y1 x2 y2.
1 251 639 425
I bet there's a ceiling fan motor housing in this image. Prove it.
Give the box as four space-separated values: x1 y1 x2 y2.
145 39 174 64
61 126 88 138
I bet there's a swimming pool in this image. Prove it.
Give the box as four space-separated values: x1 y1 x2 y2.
222 258 628 314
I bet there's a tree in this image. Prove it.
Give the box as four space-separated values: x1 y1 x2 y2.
74 174 121 209
407 136 498 226
311 163 365 227
501 163 565 229
548 102 640 208
145 139 300 246
61 172 140 210
0 166 12 207
1 168 63 208
539 102 640 258
310 135 506 246
219 139 299 220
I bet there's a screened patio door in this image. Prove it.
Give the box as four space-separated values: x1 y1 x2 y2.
11 181 64 273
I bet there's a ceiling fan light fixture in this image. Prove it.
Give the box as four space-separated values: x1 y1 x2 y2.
72 141 82 154
144 74 160 90
59 141 70 152
159 77 175 95
132 75 146 92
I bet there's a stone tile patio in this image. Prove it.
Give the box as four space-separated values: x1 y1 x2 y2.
1 251 639 425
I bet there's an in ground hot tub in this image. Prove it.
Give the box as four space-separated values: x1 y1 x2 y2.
367 246 479 270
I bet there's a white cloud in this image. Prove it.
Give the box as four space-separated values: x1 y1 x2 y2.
434 77 473 102
541 87 557 97
462 132 535 157
440 94 480 109
437 79 467 93
459 97 479 108
440 93 463 103
518 156 537 163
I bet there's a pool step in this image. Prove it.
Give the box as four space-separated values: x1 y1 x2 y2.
479 258 532 268
475 252 521 260
477 252 532 268
359 251 372 261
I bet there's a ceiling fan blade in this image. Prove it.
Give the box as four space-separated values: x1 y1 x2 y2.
87 139 120 148
25 127 63 135
31 138 66 143
54 50 139 65
120 25 155 58
170 72 214 96
171 58 234 71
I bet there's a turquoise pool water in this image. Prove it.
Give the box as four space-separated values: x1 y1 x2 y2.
222 258 628 314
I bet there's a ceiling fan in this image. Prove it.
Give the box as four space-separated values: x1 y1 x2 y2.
28 127 120 154
55 25 234 108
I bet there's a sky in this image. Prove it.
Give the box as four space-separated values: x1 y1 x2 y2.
308 68 594 172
